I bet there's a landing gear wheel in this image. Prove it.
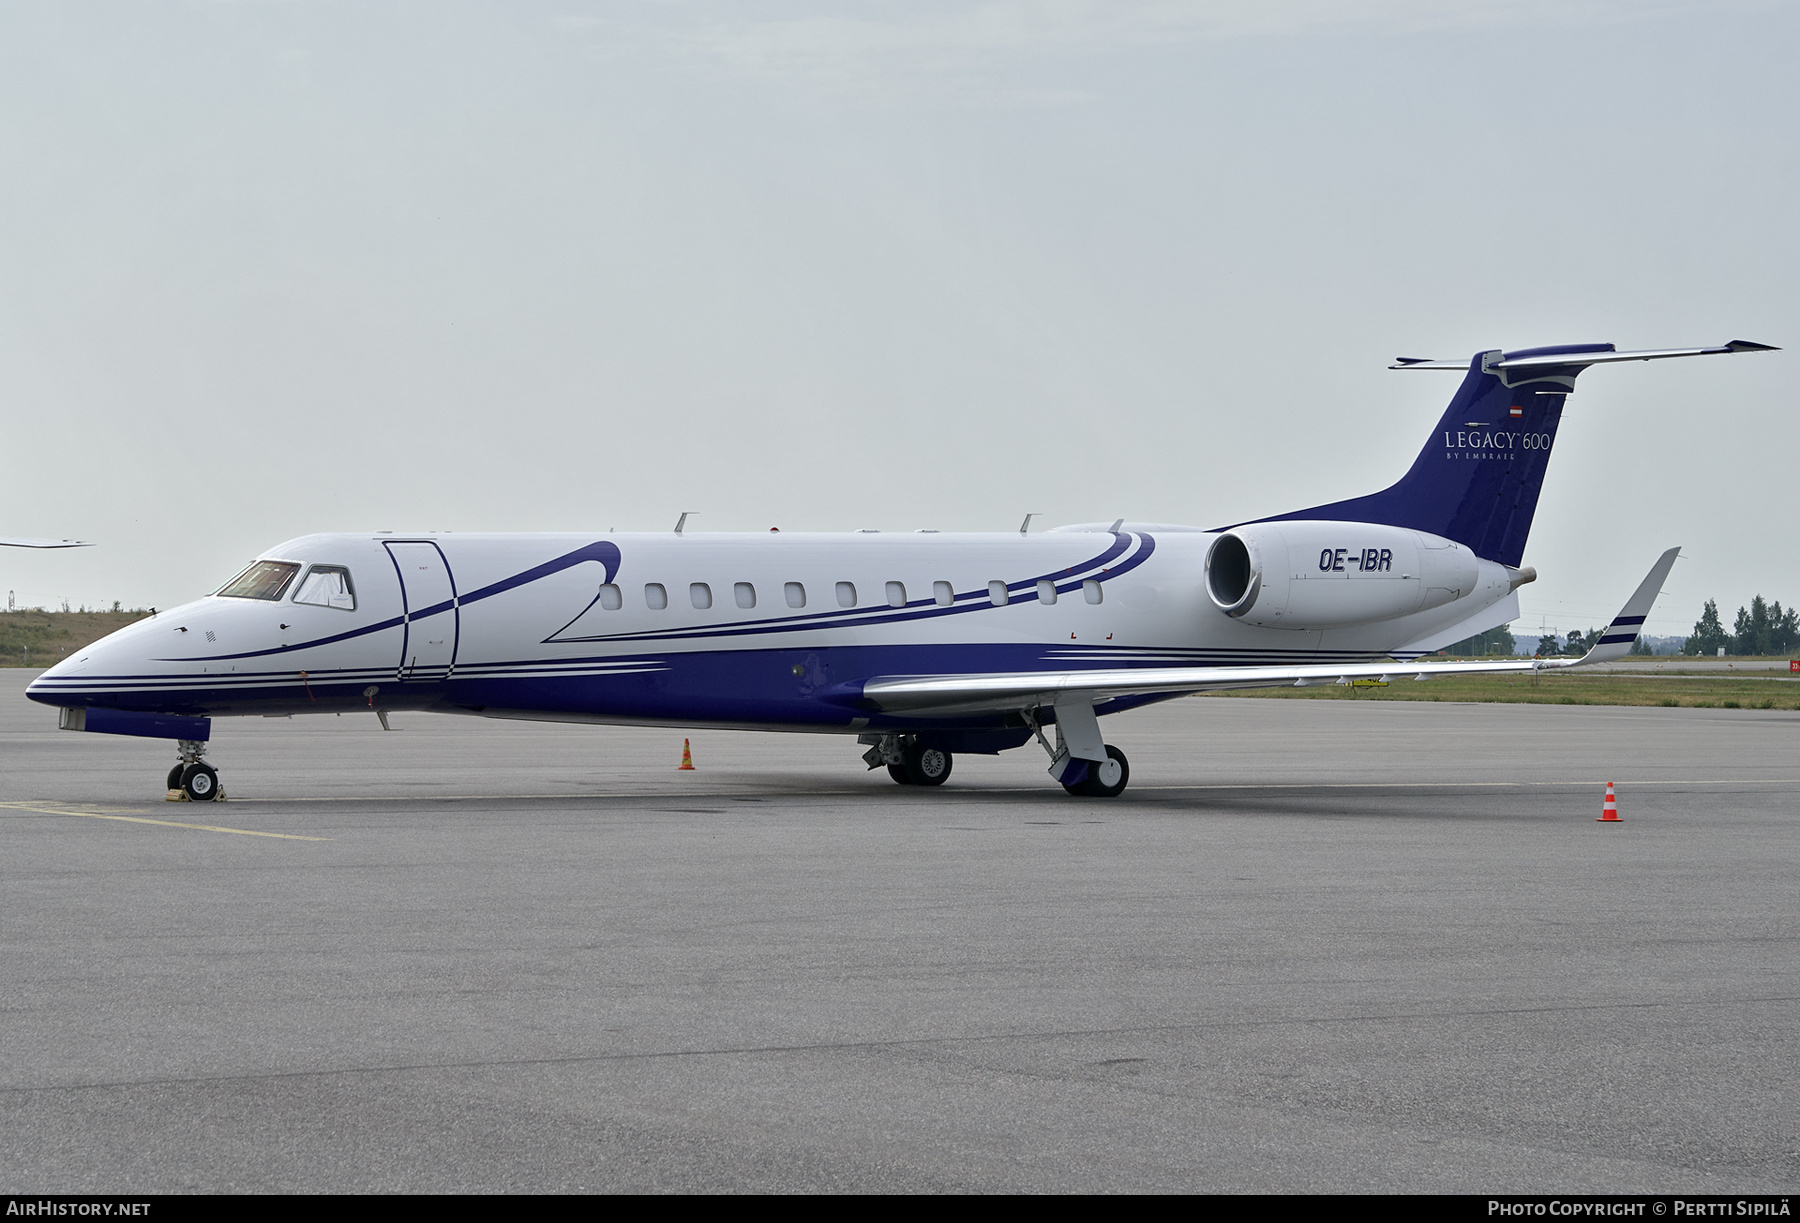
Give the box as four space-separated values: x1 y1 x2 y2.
181 762 220 802
1063 745 1129 798
167 764 186 791
901 744 952 787
888 763 915 786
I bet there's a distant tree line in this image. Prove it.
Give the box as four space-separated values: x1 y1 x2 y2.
1441 596 1800 660
1682 596 1799 656
2 601 141 615
1443 624 1636 657
1536 626 1619 657
1447 625 1660 658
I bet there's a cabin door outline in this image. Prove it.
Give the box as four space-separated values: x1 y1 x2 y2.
383 541 460 682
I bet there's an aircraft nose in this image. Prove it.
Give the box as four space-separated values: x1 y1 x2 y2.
24 612 159 708
27 641 100 705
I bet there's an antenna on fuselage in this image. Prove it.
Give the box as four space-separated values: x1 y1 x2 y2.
1019 513 1041 536
674 512 695 535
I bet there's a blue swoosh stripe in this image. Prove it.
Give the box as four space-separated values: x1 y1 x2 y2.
159 540 625 663
549 533 1154 646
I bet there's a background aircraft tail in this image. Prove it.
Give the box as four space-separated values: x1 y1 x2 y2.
1237 340 1772 568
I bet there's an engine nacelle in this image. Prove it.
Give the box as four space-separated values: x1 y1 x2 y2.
1205 521 1487 629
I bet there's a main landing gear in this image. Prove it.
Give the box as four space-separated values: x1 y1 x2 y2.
166 738 222 802
859 723 1131 798
861 734 953 787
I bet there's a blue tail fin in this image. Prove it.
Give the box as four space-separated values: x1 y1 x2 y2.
1239 344 1602 567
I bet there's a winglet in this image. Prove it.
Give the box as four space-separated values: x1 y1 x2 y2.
1570 547 1681 665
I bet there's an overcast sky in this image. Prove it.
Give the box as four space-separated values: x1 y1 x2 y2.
1 0 1792 637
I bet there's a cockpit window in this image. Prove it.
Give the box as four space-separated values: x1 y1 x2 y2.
292 565 356 611
216 560 301 601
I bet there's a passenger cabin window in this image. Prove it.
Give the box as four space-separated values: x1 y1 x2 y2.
785 582 806 609
599 584 622 611
1037 580 1057 606
691 582 712 610
645 583 668 610
988 581 1009 607
933 581 954 607
292 565 356 611
836 582 857 608
734 582 756 609
218 560 300 601
1083 580 1103 605
885 581 906 608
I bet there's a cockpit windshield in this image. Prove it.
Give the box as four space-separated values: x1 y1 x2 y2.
292 565 356 611
216 560 301 601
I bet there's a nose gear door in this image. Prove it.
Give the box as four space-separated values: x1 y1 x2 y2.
384 541 459 683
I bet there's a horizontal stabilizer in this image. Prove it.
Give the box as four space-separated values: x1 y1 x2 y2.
1390 340 1777 371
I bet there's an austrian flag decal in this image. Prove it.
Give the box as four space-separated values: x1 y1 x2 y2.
1509 406 1523 417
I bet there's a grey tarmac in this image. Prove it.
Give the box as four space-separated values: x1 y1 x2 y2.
1 671 1795 1193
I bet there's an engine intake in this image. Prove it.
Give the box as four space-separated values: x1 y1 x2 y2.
1205 533 1257 613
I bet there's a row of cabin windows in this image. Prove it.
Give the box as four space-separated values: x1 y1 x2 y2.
214 561 1106 616
598 579 1105 612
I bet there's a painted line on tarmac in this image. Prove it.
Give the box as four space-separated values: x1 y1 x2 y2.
0 800 331 841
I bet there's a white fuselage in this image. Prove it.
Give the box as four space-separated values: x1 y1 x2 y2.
29 525 1515 734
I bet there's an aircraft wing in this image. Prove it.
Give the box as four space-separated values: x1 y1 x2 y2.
860 548 1680 717
0 537 91 548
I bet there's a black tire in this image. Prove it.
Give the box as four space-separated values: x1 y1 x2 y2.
888 763 914 786
1064 745 1129 798
902 743 952 787
181 762 219 802
167 764 186 791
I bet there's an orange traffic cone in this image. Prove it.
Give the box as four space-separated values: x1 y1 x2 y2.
1598 781 1620 823
678 738 695 770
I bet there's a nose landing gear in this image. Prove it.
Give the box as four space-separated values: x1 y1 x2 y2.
166 738 223 802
